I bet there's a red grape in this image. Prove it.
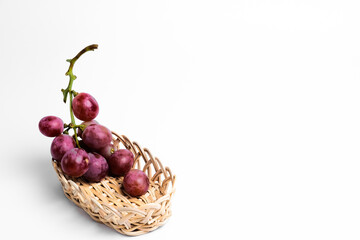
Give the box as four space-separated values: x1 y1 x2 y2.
51 134 76 161
83 153 109 182
123 169 150 197
77 120 98 138
82 124 112 150
108 149 134 176
39 116 64 137
61 148 89 177
96 143 118 160
72 93 99 121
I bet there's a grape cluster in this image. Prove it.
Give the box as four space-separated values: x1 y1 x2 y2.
38 45 149 197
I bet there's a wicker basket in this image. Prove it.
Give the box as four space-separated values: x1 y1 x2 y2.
52 132 176 236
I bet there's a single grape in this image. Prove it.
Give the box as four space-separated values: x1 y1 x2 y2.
77 120 98 138
39 116 64 137
83 153 109 182
108 149 134 176
51 134 76 161
61 148 89 177
123 169 150 197
96 143 118 160
82 124 112 150
72 93 99 121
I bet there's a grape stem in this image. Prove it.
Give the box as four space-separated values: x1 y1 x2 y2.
61 44 98 148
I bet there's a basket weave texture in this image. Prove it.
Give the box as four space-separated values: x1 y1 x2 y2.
52 132 176 236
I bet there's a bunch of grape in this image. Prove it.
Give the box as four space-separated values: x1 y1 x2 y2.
38 45 149 197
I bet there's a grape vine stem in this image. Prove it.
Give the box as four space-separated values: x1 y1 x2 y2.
61 44 98 147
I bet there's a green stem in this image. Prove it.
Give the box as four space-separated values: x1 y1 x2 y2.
61 44 98 148
69 92 80 147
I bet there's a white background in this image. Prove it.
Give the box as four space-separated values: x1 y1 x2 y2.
0 0 360 239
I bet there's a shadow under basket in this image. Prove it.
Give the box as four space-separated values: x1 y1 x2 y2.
52 132 176 236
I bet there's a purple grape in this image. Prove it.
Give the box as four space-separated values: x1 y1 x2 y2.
51 134 76 161
72 93 99 121
83 153 109 182
61 148 89 177
82 124 112 150
108 149 134 177
39 116 64 137
123 169 150 197
96 143 118 160
77 120 98 138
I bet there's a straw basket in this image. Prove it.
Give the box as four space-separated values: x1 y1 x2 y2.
52 132 176 236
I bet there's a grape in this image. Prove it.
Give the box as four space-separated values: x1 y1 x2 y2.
39 116 64 137
51 134 76 161
83 153 109 182
108 149 134 176
72 93 99 121
77 120 98 138
61 148 89 177
96 143 118 160
123 169 150 197
82 124 112 150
